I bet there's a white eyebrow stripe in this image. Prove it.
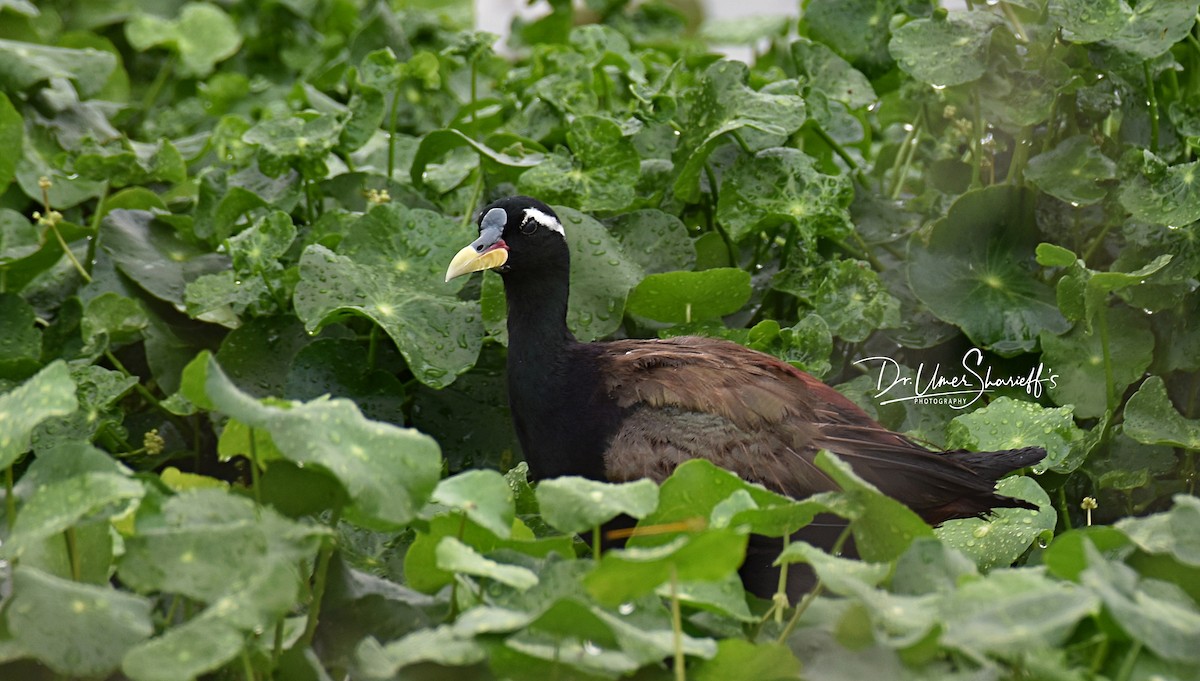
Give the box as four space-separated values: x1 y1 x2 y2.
524 207 563 235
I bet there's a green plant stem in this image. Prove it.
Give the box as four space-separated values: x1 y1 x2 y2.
241 647 255 681
702 163 737 266
1115 641 1141 681
971 86 984 189
66 527 81 581
271 619 285 677
85 183 109 277
777 579 824 643
140 56 175 119
461 171 485 230
103 350 178 425
1007 125 1032 185
810 123 869 187
5 466 14 533
248 428 263 507
1097 303 1117 413
889 117 922 199
773 533 791 623
367 324 379 370
1058 486 1074 532
1144 62 1159 153
592 524 601 559
669 565 686 681
49 221 92 283
387 90 402 181
1081 221 1113 265
728 129 753 156
999 2 1028 42
302 507 342 646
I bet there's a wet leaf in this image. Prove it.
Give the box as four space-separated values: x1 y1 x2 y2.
1100 0 1200 58
1040 308 1154 419
1049 0 1132 43
805 0 901 71
0 361 77 469
0 38 117 97
198 354 442 528
1123 376 1200 449
535 476 658 534
518 115 640 212
815 451 933 561
946 397 1083 473
294 245 482 389
691 639 801 681
717 147 853 242
908 186 1068 353
124 2 241 77
556 206 643 341
432 469 515 539
1120 152 1200 227
7 566 152 678
935 476 1056 570
674 60 806 203
356 626 486 677
0 292 40 379
1025 135 1116 206
82 292 149 348
1116 494 1200 567
411 128 544 190
605 209 696 275
939 568 1099 656
100 210 230 308
791 37 876 110
585 529 749 606
436 537 539 589
626 268 750 324
889 12 1004 87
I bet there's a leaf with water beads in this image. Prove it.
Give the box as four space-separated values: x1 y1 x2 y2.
0 360 77 469
935 476 1055 570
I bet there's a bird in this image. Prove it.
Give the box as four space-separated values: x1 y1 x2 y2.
445 195 1045 600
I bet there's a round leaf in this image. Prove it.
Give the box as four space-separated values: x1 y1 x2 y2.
625 268 750 324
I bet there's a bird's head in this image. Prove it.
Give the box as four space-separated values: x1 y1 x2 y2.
445 196 567 282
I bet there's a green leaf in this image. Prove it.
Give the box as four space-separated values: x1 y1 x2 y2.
691 639 801 681
0 38 117 97
356 627 486 678
82 292 150 348
1024 135 1116 206
121 613 245 681
432 469 515 539
100 210 229 307
518 115 640 212
294 245 482 389
124 2 242 77
0 92 22 192
805 0 900 71
7 567 152 678
1049 0 1132 43
775 259 900 342
535 476 658 534
1040 308 1154 419
605 209 696 275
5 446 143 558
1081 541 1200 664
1100 0 1200 58
626 268 750 324
1043 526 1133 581
0 361 77 469
120 489 310 601
946 397 1083 473
585 529 749 606
557 206 644 341
0 292 41 379
436 537 539 590
286 338 406 424
791 37 876 110
1123 376 1200 449
939 568 1099 657
227 210 296 274
674 60 806 203
815 450 934 561
717 147 852 242
775 541 892 592
410 128 543 190
907 186 1068 354
889 12 1004 87
1120 152 1200 227
200 355 442 528
74 139 186 188
935 477 1056 570
1116 494 1200 567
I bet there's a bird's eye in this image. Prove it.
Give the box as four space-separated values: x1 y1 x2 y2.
519 218 538 235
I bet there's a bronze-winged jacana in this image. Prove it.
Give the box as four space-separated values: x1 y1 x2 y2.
445 196 1044 599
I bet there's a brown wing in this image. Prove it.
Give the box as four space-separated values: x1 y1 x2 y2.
595 336 1034 520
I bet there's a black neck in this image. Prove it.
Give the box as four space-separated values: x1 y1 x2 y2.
502 265 576 383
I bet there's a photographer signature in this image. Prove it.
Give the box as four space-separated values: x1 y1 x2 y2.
853 348 1058 409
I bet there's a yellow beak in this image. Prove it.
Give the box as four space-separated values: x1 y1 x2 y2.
445 245 509 282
